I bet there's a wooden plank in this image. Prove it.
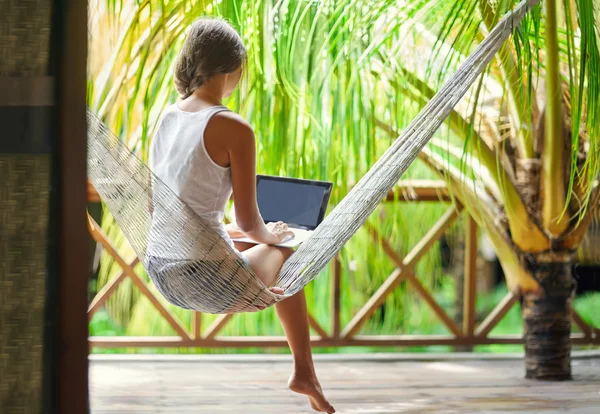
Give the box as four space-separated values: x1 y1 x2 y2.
463 217 477 336
89 333 600 348
345 179 449 203
377 206 463 337
341 268 408 339
331 256 341 338
372 206 461 269
90 354 600 414
572 310 592 338
385 180 451 202
88 218 191 340
341 207 461 339
90 336 189 348
113 257 192 340
407 274 462 337
87 180 101 202
366 224 405 266
204 314 233 339
192 312 202 340
91 181 452 206
475 292 518 338
396 179 447 189
402 205 462 266
308 314 329 339
88 257 139 320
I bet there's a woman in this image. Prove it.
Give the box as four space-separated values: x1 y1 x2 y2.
148 17 335 414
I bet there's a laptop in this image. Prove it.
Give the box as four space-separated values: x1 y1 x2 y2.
231 174 332 248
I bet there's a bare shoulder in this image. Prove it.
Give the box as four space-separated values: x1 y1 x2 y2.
205 110 254 142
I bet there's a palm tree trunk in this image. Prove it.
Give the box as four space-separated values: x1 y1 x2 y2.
522 254 575 380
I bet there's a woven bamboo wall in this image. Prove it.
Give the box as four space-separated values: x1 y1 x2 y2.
0 1 53 412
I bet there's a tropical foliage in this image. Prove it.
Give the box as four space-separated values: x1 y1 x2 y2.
88 0 460 336
88 0 599 376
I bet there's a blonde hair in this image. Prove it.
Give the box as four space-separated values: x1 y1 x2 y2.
174 18 247 99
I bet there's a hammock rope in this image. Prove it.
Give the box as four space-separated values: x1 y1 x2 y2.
87 0 539 314
278 0 539 293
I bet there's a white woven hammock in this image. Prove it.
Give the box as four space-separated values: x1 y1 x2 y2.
88 0 539 314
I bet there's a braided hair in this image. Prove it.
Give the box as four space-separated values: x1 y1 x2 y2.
174 18 247 99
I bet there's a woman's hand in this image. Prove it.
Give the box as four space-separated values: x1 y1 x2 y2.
224 222 244 239
266 221 295 244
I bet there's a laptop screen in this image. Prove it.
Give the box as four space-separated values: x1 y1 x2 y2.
256 175 332 230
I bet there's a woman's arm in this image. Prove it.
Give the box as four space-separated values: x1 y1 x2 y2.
205 113 292 244
224 222 244 238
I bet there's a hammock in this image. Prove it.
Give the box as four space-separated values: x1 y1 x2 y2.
88 0 538 314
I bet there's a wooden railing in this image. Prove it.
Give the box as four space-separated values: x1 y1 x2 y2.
87 180 599 348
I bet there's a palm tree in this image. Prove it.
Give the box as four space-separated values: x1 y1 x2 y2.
375 0 599 379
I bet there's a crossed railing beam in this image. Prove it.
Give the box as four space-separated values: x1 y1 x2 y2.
87 181 599 347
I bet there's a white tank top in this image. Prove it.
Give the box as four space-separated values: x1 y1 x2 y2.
148 104 235 258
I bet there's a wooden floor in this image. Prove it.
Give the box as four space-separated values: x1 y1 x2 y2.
90 353 600 414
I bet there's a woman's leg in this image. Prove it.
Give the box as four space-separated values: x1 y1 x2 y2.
235 242 289 286
236 243 335 414
275 290 335 413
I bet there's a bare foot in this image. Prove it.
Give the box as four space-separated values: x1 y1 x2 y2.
288 371 335 413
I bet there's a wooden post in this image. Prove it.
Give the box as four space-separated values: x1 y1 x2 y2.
331 256 341 338
204 314 234 339
192 312 202 340
463 217 477 338
55 1 89 412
